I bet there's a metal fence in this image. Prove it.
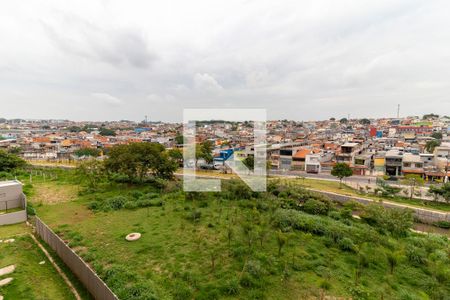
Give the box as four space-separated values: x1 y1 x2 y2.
35 217 118 300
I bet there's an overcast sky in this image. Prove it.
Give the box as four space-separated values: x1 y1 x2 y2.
0 0 449 122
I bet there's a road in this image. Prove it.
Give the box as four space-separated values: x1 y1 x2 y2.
269 169 377 185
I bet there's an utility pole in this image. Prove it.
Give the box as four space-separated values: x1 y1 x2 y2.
397 104 400 119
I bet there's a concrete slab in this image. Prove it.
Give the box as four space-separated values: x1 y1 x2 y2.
0 277 13 287
0 265 15 277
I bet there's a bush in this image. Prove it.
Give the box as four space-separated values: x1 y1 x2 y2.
303 199 329 215
222 179 255 200
130 190 144 199
245 260 265 279
87 201 101 211
185 210 201 222
196 285 220 300
172 281 192 300
405 245 427 266
340 208 353 220
124 201 138 209
338 237 356 252
136 199 164 208
26 203 36 216
434 221 450 229
139 193 159 200
360 204 413 237
328 211 341 220
109 173 131 183
239 273 258 288
220 278 239 295
107 196 127 210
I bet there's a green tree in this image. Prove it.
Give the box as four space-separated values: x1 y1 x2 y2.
196 140 214 167
242 156 254 170
339 118 348 124
76 159 105 189
174 134 184 145
104 142 177 181
423 113 439 120
431 132 443 140
67 126 82 132
359 118 371 125
425 140 441 153
429 183 450 204
331 163 353 188
168 148 183 166
7 147 22 155
401 174 425 200
99 127 116 136
74 148 101 157
0 150 26 172
374 178 401 197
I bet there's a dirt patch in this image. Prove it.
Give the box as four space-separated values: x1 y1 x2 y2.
30 183 78 205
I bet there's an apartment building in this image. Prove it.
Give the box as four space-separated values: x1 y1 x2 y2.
336 142 362 164
402 153 424 176
385 149 403 176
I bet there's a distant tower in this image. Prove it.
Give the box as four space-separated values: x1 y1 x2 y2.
145 115 148 125
397 104 400 118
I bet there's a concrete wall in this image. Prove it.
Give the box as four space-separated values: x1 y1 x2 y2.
0 196 24 210
310 188 450 224
35 217 119 300
0 181 24 210
0 209 27 225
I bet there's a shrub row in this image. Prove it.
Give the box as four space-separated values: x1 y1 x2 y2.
88 194 164 212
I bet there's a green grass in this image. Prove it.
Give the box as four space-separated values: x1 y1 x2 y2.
0 207 24 215
0 234 75 300
0 223 29 238
32 179 450 300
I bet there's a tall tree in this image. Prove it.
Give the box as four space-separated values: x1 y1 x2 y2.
401 174 425 200
331 163 353 188
425 140 441 153
196 140 214 166
99 127 116 136
0 150 26 172
104 142 177 180
174 134 184 145
359 118 371 125
74 148 101 157
431 132 443 140
242 156 254 170
429 183 450 204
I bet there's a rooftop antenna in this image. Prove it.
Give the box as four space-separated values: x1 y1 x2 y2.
397 104 400 118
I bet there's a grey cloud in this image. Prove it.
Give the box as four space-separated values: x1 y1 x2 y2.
42 15 156 69
91 92 123 105
1 0 450 121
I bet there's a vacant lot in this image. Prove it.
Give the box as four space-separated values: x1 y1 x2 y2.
29 182 79 205
0 225 75 300
34 178 450 300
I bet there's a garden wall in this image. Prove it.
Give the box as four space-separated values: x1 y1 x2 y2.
0 209 27 225
35 217 118 300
